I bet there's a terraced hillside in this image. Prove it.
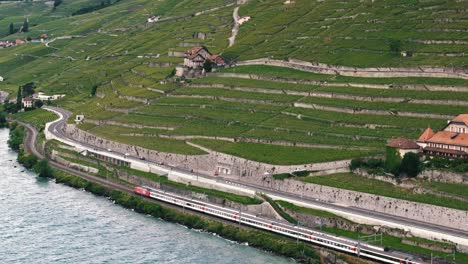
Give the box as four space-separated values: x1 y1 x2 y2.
0 0 467 165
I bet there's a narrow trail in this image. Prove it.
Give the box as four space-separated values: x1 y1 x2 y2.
228 0 248 47
228 6 241 47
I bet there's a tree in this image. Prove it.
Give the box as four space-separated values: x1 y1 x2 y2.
22 18 29 33
34 99 43 109
9 22 14 35
0 112 6 128
203 59 213 72
53 0 62 9
4 101 18 114
385 147 401 176
34 160 54 178
389 39 401 54
16 86 22 111
21 82 35 96
21 154 38 169
399 152 422 177
90 85 98 96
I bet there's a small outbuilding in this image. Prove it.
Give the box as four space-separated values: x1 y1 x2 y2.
386 138 420 158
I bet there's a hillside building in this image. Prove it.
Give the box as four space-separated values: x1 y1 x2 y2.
209 55 226 67
183 47 225 69
386 138 420 158
417 114 468 159
33 92 65 101
22 97 33 108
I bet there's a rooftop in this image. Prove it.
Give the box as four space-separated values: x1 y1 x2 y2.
426 131 468 148
451 114 468 126
417 127 435 142
387 138 420 149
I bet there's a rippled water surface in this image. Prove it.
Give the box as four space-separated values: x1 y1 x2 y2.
0 129 292 264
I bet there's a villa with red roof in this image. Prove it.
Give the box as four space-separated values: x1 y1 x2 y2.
417 114 468 159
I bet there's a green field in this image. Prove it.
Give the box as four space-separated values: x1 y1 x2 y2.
191 139 377 165
13 109 57 130
1 0 467 164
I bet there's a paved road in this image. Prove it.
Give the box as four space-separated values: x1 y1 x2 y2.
44 106 468 242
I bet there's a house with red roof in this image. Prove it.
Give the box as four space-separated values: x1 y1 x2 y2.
386 138 420 158
183 47 225 69
184 47 211 68
208 54 226 67
417 114 468 159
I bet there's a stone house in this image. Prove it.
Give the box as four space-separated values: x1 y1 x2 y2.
184 47 211 68
183 47 225 69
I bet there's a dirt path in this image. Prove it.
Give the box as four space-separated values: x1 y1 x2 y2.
228 0 248 47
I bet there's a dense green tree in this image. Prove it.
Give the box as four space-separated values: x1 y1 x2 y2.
21 154 38 169
0 112 6 127
16 86 22 111
9 22 14 35
21 82 35 96
4 101 18 113
90 85 98 96
34 99 43 109
389 39 401 54
385 147 401 176
53 0 62 8
22 18 29 32
34 160 54 178
399 152 422 177
7 122 24 151
203 59 213 72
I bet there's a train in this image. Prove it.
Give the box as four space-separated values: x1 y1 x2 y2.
134 186 424 264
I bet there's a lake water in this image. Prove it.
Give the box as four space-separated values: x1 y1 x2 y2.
0 129 292 264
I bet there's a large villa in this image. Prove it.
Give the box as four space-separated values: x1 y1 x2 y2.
417 114 468 159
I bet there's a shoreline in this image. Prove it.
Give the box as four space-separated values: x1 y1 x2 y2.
10 123 327 264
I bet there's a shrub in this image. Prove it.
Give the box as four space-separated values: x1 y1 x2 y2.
34 160 54 178
399 153 422 177
349 158 363 170
385 147 401 176
20 153 38 169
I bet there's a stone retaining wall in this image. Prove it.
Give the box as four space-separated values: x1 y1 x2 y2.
62 124 350 177
244 174 468 231
189 84 468 106
419 170 468 184
208 73 468 92
236 58 468 79
294 102 451 119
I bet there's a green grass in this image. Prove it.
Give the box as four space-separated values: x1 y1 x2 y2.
300 173 468 211
276 200 345 220
191 139 379 165
2 0 467 166
88 125 207 155
260 194 297 224
13 109 57 130
420 181 468 198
